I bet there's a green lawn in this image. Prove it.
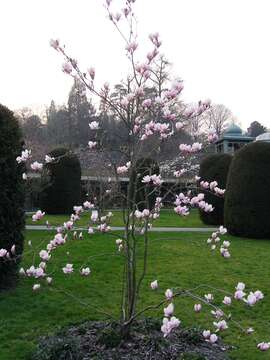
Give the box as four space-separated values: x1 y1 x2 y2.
1 230 270 360
25 208 209 228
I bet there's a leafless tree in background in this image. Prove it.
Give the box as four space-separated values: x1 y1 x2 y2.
203 103 234 137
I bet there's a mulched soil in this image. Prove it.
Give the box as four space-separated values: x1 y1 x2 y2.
32 319 231 360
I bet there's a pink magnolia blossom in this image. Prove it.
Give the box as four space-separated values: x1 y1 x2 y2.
97 223 111 232
63 264 73 274
213 320 228 331
116 239 122 246
200 181 209 189
236 282 245 291
0 249 7 257
88 67 95 80
194 304 202 312
164 303 174 317
35 267 46 278
150 280 158 290
149 32 162 48
88 227 94 234
89 121 99 130
117 165 129 174
81 267 91 276
174 169 187 178
19 267 26 276
165 289 173 300
234 290 246 300
88 141 97 149
126 41 138 53
257 342 270 351
50 38 60 50
30 161 43 171
142 174 163 186
202 330 211 339
39 250 51 261
91 210 98 223
122 7 130 17
220 247 231 258
73 206 83 214
174 205 189 216
62 62 73 74
209 181 218 190
211 309 224 319
204 293 214 302
142 209 150 218
209 334 218 344
222 296 232 306
134 210 143 219
83 201 94 209
45 155 54 163
32 210 45 221
46 277 53 284
222 241 230 248
175 122 184 131
11 245 16 255
16 149 31 163
22 173 28 180
142 99 152 108
161 316 180 337
39 262 46 269
208 130 218 143
33 284 41 291
203 331 218 344
254 290 264 300
70 213 80 222
147 48 158 62
245 292 257 306
64 221 73 230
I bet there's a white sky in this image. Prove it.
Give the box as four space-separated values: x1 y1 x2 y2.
1 0 270 130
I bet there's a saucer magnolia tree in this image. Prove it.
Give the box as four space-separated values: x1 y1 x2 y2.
4 0 268 352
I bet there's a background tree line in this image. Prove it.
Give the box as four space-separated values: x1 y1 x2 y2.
16 78 268 169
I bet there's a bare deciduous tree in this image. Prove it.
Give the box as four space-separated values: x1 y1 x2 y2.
203 104 234 137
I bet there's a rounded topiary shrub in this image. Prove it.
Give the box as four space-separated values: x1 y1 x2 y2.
199 153 232 225
40 148 81 214
0 104 25 290
129 158 159 211
224 141 270 238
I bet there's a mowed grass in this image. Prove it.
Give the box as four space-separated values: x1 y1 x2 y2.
25 208 209 228
1 230 270 360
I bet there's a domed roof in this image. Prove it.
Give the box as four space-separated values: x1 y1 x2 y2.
255 132 270 142
224 123 243 135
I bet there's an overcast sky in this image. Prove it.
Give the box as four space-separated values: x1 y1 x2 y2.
1 0 270 130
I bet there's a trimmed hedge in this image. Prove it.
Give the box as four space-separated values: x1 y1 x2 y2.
224 141 270 238
199 153 232 225
0 104 25 290
129 158 159 211
40 148 81 214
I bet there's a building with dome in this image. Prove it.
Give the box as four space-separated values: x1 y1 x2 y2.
215 123 254 154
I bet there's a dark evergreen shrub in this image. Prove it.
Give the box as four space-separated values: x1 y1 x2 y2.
199 153 232 225
0 104 25 290
129 158 159 211
224 141 270 238
40 148 81 214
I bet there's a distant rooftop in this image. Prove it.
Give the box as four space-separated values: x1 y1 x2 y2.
255 132 270 142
